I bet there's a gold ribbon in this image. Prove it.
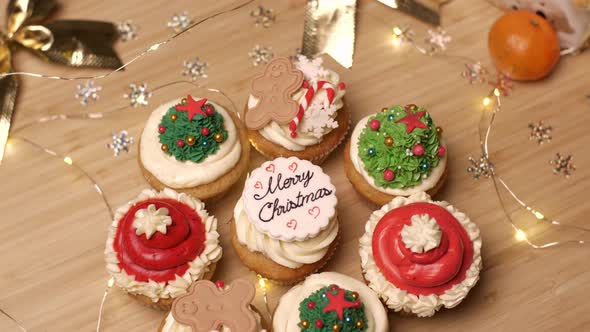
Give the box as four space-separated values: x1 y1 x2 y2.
0 0 123 164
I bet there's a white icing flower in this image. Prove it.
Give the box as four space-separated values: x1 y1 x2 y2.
401 214 442 253
133 204 172 239
295 55 330 83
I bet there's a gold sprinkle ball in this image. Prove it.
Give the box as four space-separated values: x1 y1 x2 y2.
214 132 224 142
406 104 418 111
181 97 187 105
161 144 169 152
381 107 388 113
332 324 341 332
436 126 443 136
170 114 178 121
350 291 359 300
186 135 196 146
300 320 310 329
356 320 364 328
384 137 394 146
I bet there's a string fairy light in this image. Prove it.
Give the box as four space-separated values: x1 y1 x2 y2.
256 274 272 320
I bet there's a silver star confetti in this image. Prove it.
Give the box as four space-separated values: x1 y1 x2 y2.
425 27 451 51
550 153 576 178
107 131 134 157
467 155 494 180
251 6 275 28
182 57 208 81
75 80 102 106
462 62 489 84
249 45 274 66
117 20 138 42
124 83 152 107
167 11 192 33
529 121 552 144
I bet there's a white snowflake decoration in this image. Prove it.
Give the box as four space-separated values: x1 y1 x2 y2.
299 99 339 138
133 204 172 239
182 57 208 81
294 55 330 83
124 83 152 107
117 20 138 42
249 45 273 66
167 11 192 33
107 131 134 157
425 27 451 51
75 80 102 106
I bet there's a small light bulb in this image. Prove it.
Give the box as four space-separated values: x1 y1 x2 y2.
107 277 114 288
392 26 403 38
515 229 527 242
534 211 544 220
482 97 491 107
257 274 267 290
493 88 500 97
63 156 73 165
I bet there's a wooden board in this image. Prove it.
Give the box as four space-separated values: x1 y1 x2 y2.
0 0 589 331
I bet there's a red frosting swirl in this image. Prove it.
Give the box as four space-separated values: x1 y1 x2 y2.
371 202 473 296
113 198 206 282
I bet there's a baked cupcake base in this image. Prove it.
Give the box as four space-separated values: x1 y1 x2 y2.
157 304 270 332
230 219 340 285
139 110 250 203
344 139 448 206
245 106 350 164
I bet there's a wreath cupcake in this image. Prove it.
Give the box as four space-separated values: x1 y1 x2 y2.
273 272 389 332
244 55 349 164
359 192 482 317
139 95 250 202
344 104 447 206
104 188 222 310
231 157 340 284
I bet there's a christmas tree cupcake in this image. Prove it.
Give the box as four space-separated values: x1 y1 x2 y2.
244 56 349 164
158 279 269 332
231 157 340 284
104 188 222 310
345 104 447 206
359 192 482 317
139 95 250 201
273 272 389 332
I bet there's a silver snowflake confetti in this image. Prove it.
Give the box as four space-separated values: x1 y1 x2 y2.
251 6 275 28
167 11 192 33
249 45 274 66
182 57 208 81
75 80 102 106
550 153 576 178
462 62 489 84
117 20 138 42
467 155 494 180
425 27 451 51
529 121 552 145
124 83 152 107
107 131 134 157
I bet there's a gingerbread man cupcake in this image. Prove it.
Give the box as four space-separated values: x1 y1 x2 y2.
139 95 250 202
104 188 222 310
359 192 482 317
344 104 447 206
244 56 349 164
231 157 340 284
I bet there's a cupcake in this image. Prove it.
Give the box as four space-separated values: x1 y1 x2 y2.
158 279 269 332
139 95 250 202
273 272 389 332
359 192 482 317
244 55 349 164
344 104 447 206
231 157 340 284
104 188 222 310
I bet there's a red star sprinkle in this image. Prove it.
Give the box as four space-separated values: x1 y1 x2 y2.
322 288 360 320
175 95 208 121
395 109 428 133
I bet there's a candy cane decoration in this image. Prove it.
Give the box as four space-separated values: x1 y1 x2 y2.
289 80 346 138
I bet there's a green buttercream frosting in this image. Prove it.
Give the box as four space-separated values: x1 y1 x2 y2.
158 101 228 162
357 105 442 189
298 285 367 332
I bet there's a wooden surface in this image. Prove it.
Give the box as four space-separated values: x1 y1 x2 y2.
1 0 589 331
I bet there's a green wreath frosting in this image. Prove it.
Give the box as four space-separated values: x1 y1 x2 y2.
357 105 443 189
298 285 367 331
158 96 228 163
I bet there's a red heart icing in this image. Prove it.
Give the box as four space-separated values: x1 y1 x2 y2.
308 206 320 219
254 181 263 189
286 219 297 230
265 164 275 173
288 162 298 172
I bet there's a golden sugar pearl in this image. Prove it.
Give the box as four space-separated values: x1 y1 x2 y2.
300 320 310 329
181 97 187 105
161 144 169 152
405 103 418 111
356 320 364 328
214 133 224 143
436 126 443 136
186 135 196 146
384 137 394 146
381 107 388 113
332 324 341 332
170 114 178 121
350 291 359 300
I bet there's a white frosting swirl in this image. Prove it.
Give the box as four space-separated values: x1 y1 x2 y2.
273 272 388 332
359 192 482 317
234 197 338 269
350 115 447 196
247 57 345 151
140 99 241 188
104 188 223 302
401 214 442 253
161 311 266 332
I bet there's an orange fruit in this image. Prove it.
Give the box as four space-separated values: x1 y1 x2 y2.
488 10 561 81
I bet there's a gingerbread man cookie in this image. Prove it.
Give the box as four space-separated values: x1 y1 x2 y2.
171 279 257 332
246 57 304 130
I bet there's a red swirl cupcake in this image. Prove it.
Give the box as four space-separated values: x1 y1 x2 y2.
359 192 482 317
105 188 222 310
